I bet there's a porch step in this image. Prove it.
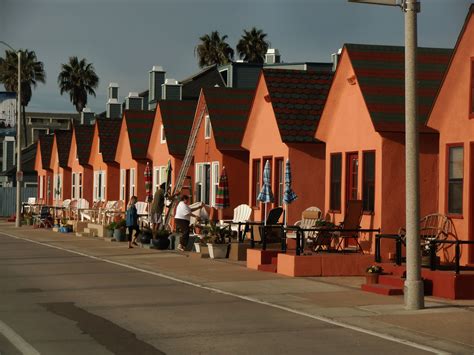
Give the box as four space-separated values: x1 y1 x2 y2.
258 264 277 273
379 275 405 288
361 283 404 296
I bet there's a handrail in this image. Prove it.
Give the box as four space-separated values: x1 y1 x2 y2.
375 233 474 274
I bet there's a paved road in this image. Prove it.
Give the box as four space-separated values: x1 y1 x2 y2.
0 231 445 354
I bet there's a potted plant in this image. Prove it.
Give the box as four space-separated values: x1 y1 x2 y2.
365 265 383 284
140 227 153 244
204 222 231 259
114 219 127 242
105 221 116 238
151 228 171 250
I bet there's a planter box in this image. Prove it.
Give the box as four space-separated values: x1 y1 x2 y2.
228 242 250 261
207 243 229 259
365 273 380 284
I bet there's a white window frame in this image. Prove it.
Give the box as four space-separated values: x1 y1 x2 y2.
39 175 44 199
195 162 212 205
53 173 62 202
129 168 136 197
94 170 106 201
120 169 126 201
204 114 211 139
211 161 219 207
78 173 83 199
72 173 77 199
160 124 166 144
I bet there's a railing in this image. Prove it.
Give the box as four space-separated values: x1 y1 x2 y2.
375 234 474 274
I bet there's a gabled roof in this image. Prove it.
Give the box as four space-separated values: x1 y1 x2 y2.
123 110 155 160
263 69 334 143
202 87 254 150
73 123 95 165
55 130 72 168
96 118 122 163
39 134 54 170
345 43 452 131
180 65 226 100
159 100 197 156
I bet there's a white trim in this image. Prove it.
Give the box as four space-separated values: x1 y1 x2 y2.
120 169 126 201
129 168 136 197
39 175 44 199
160 124 166 144
211 161 219 207
204 114 211 139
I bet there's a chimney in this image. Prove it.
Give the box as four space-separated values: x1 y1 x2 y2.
106 82 122 118
149 66 165 107
161 79 182 101
331 48 342 72
265 48 281 64
125 92 143 110
81 108 95 125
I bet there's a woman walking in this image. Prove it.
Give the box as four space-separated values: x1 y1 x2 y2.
126 196 140 248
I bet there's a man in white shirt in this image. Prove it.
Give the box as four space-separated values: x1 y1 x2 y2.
175 195 203 251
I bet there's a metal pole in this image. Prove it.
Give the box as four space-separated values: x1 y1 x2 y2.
15 50 22 228
403 0 424 309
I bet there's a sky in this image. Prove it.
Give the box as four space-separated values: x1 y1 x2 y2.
0 0 471 114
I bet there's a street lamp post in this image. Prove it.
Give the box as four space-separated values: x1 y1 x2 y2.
0 41 22 228
348 0 424 309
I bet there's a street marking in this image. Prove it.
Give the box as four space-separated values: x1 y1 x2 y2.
1 232 449 355
0 320 40 355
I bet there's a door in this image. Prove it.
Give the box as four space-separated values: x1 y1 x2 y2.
469 143 474 263
346 153 359 247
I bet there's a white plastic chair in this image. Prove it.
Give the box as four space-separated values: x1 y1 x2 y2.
219 204 252 238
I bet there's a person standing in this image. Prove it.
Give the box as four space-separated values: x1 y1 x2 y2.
150 183 166 231
126 196 140 248
174 195 202 251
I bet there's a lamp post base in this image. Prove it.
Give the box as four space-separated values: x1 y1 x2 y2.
404 279 424 310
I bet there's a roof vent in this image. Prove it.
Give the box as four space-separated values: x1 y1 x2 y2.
265 48 281 64
149 66 166 105
162 79 182 101
125 92 143 110
108 82 119 100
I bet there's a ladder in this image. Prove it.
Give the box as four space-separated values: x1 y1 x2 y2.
164 111 205 228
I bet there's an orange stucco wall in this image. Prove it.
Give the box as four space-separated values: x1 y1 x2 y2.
49 136 71 203
192 96 249 219
147 107 188 192
243 75 323 224
67 130 93 203
428 14 474 264
34 143 53 205
316 48 439 256
88 124 120 202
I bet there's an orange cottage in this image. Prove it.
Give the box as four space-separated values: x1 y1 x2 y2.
147 100 197 197
192 87 253 219
242 69 333 224
87 118 121 203
316 43 451 255
34 134 54 205
48 130 72 205
427 5 474 264
66 124 95 203
114 110 155 203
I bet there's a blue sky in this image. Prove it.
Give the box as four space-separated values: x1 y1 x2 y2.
0 0 471 113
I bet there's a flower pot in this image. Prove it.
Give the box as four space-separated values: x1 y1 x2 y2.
140 230 153 244
105 229 114 238
151 237 170 250
365 273 380 285
114 228 126 242
207 243 229 259
194 242 201 253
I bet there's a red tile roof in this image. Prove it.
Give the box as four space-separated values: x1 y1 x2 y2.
55 130 72 168
123 110 155 160
96 118 122 163
38 134 54 170
73 124 95 166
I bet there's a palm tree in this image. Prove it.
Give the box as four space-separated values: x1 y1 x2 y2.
195 31 234 68
0 49 46 147
58 56 99 113
236 27 270 64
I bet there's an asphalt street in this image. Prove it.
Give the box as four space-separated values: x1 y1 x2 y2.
0 231 451 354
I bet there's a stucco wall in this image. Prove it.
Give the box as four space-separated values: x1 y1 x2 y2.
427 14 474 264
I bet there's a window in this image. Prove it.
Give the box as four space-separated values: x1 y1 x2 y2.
72 173 77 199
330 153 342 211
160 124 166 143
130 168 136 197
362 151 375 212
274 158 284 207
53 174 62 201
195 163 211 205
470 58 474 118
211 162 219 207
346 153 359 202
252 159 261 207
97 138 101 154
94 170 106 201
78 173 83 198
447 145 463 215
204 114 211 139
120 169 126 201
39 176 44 199
47 176 51 200
153 166 168 191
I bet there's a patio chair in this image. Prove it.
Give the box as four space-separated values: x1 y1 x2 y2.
33 206 53 228
248 207 284 249
97 200 118 225
80 200 103 223
325 200 364 252
136 201 149 228
220 204 252 240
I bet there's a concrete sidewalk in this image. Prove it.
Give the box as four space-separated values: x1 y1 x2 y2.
1 221 473 354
